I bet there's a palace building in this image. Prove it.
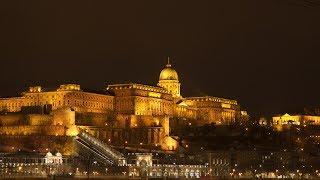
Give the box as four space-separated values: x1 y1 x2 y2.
0 61 248 152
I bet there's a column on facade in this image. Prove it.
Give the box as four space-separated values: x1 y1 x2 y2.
151 129 155 145
156 129 160 144
148 129 152 145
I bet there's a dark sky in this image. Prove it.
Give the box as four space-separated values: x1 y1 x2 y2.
0 0 320 118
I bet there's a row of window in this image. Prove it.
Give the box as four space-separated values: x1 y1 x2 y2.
0 98 114 112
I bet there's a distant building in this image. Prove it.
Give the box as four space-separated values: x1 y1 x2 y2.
273 113 320 126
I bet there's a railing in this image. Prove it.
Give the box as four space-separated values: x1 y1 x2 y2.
75 130 126 166
75 138 114 165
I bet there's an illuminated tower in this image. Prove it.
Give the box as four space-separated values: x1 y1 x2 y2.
157 58 181 98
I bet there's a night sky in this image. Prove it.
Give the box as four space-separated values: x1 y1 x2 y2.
0 1 320 118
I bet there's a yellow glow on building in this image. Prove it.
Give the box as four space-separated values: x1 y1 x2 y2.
66 125 79 136
57 84 81 91
157 60 181 98
153 119 160 126
273 113 301 125
162 136 178 151
221 103 231 109
273 113 320 128
0 60 248 153
241 111 248 116
148 92 161 98
29 86 42 93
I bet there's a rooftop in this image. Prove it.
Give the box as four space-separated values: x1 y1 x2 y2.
107 83 170 94
185 96 238 105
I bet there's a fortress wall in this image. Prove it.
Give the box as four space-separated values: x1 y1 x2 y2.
115 114 130 128
76 112 112 126
0 114 25 126
115 115 169 136
0 135 76 155
0 108 77 127
0 125 66 136
27 114 52 125
52 108 75 126
116 115 159 128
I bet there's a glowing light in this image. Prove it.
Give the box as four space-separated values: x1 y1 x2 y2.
148 92 161 98
66 126 79 136
221 103 231 108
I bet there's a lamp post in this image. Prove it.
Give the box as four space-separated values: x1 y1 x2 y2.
86 153 93 179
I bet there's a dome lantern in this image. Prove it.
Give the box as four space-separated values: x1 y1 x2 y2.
166 57 172 67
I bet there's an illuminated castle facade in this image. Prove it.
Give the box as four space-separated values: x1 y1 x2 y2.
0 61 248 152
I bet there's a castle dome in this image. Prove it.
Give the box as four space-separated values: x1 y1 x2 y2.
159 60 179 81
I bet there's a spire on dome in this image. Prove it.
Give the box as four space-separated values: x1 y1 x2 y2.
166 57 172 67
